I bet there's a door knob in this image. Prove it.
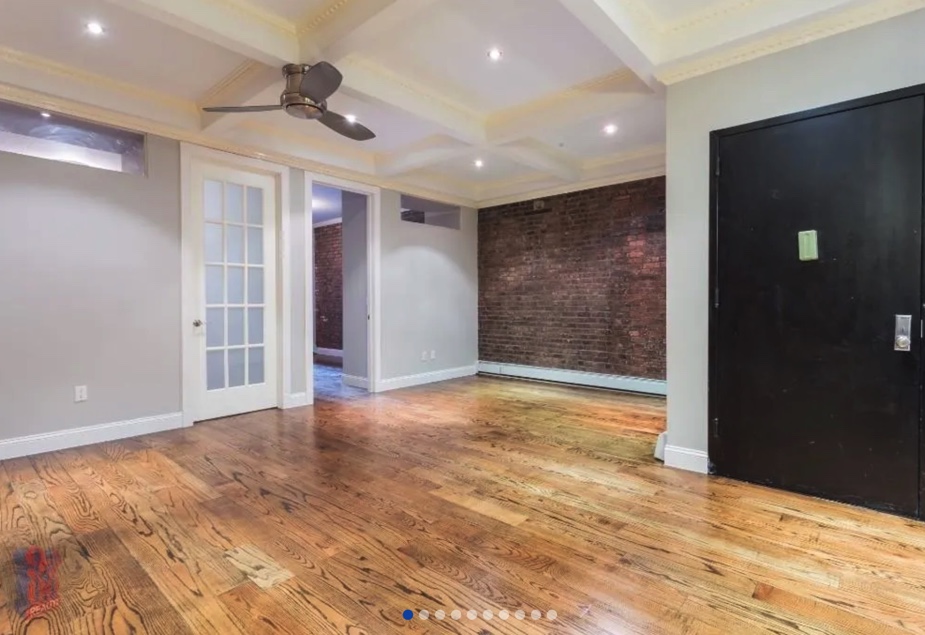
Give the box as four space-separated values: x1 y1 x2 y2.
193 319 203 327
896 335 911 350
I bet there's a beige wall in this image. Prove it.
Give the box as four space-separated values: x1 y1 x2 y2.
665 10 925 466
0 135 182 439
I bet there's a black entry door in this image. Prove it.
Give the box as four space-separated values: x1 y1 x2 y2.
712 96 924 516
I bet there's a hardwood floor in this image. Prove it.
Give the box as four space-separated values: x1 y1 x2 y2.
2 376 925 634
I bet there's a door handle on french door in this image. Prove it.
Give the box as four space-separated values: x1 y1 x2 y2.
193 319 203 327
895 315 912 351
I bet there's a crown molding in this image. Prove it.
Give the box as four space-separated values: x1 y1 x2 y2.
205 0 296 36
476 166 666 208
342 55 485 126
656 0 925 84
487 68 642 132
582 143 665 170
198 60 268 107
297 0 354 37
236 119 376 169
0 46 197 116
0 81 476 207
662 0 766 34
473 144 666 206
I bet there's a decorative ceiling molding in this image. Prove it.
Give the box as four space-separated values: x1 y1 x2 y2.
0 81 476 207
297 0 354 37
582 143 665 171
655 0 925 84
474 143 665 206
198 60 267 106
202 0 296 36
0 46 197 116
477 166 666 208
488 68 640 132
104 0 297 65
236 119 376 170
661 0 766 34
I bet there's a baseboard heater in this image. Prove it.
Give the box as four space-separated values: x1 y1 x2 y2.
476 362 667 397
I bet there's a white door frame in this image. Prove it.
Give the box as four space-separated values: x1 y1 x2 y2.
181 144 292 424
305 172 381 395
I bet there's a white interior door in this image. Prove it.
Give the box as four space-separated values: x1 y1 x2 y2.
190 162 278 421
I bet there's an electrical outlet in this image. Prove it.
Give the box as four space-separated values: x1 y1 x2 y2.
430 350 436 360
421 350 428 362
74 385 88 403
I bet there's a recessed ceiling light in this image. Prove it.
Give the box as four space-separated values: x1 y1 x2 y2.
604 123 618 136
474 159 484 168
345 114 357 124
40 112 51 118
487 48 503 62
86 21 105 36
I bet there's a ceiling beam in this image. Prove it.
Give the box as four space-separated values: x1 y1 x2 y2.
299 0 438 63
336 56 486 145
486 69 652 145
556 0 663 92
100 0 297 65
491 142 581 182
375 136 473 176
199 62 283 133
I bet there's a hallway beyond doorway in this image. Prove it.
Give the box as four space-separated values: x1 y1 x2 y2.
313 355 368 401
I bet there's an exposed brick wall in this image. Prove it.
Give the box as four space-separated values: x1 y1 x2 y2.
314 223 342 350
478 176 666 379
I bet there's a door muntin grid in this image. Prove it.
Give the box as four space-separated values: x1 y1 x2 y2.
203 179 267 391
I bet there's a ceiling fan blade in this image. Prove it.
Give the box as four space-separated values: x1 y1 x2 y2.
319 111 376 141
202 105 282 113
300 62 343 102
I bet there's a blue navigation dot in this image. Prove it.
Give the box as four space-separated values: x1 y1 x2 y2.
402 610 414 621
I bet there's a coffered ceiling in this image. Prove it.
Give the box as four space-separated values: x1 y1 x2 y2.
0 0 921 207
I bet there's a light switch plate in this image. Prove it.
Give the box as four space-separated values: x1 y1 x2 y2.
798 230 819 261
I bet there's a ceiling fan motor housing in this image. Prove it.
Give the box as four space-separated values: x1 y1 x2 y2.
282 64 325 120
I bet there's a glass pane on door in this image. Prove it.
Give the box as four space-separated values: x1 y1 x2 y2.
204 178 267 390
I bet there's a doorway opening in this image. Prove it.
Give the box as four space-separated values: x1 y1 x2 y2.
311 182 372 401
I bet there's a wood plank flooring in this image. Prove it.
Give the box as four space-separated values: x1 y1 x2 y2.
2 376 925 634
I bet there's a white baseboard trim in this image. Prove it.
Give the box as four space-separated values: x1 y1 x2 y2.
654 431 667 461
343 374 370 389
664 445 709 474
0 412 186 461
314 348 343 358
282 392 311 409
477 361 667 396
379 365 477 392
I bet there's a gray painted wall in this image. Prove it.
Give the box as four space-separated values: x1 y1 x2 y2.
289 167 308 396
342 191 368 381
666 10 925 457
0 135 181 439
380 190 478 380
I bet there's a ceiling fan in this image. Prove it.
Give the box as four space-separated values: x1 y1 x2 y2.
203 62 376 141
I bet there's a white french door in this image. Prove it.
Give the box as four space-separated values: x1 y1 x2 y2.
189 161 278 421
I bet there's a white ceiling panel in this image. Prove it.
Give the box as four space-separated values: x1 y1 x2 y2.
427 151 535 183
240 84 446 153
363 0 622 112
537 97 666 158
0 0 248 101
